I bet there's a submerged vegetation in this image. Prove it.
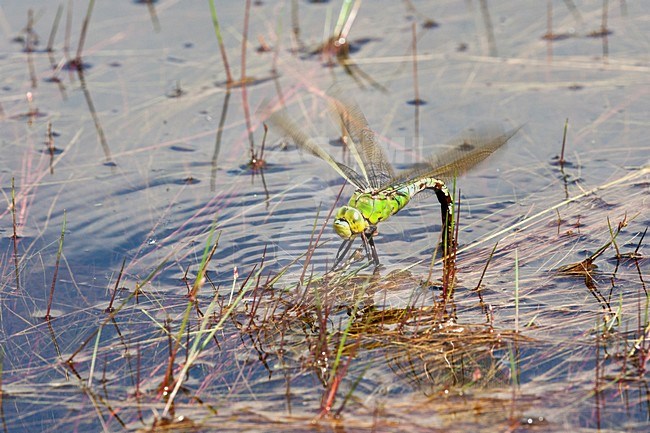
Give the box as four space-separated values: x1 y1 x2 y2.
0 1 648 432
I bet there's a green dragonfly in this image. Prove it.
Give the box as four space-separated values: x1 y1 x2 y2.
268 88 519 268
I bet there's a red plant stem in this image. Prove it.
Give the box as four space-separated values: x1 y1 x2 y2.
106 257 127 313
443 194 460 299
161 320 176 396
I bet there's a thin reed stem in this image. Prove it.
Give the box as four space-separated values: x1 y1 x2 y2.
514 248 519 333
74 0 95 66
559 118 569 166
106 257 127 313
411 22 422 155
208 0 233 85
47 4 64 52
63 0 72 61
241 0 255 154
0 348 7 433
11 178 20 292
45 210 67 320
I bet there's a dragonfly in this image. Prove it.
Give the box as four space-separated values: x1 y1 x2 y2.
267 88 519 268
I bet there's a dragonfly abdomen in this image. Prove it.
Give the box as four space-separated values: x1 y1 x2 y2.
348 176 444 226
381 176 449 215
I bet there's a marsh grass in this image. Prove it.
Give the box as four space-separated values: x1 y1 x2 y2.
2 168 648 430
11 174 648 430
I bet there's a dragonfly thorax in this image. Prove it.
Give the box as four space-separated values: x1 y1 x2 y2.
333 205 368 239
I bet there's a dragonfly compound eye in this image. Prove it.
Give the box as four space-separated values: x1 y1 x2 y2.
345 207 366 233
333 206 367 239
333 219 352 239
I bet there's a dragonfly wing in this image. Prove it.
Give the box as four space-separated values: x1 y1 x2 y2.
326 86 396 189
266 109 368 190
394 123 520 186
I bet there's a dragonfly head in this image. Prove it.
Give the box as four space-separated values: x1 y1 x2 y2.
333 206 368 239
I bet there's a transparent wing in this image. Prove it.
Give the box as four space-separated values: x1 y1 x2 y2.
326 85 395 189
392 123 520 187
266 108 369 190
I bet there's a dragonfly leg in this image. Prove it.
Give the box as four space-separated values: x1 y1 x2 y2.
434 186 455 251
334 238 355 269
362 228 380 266
367 236 380 266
